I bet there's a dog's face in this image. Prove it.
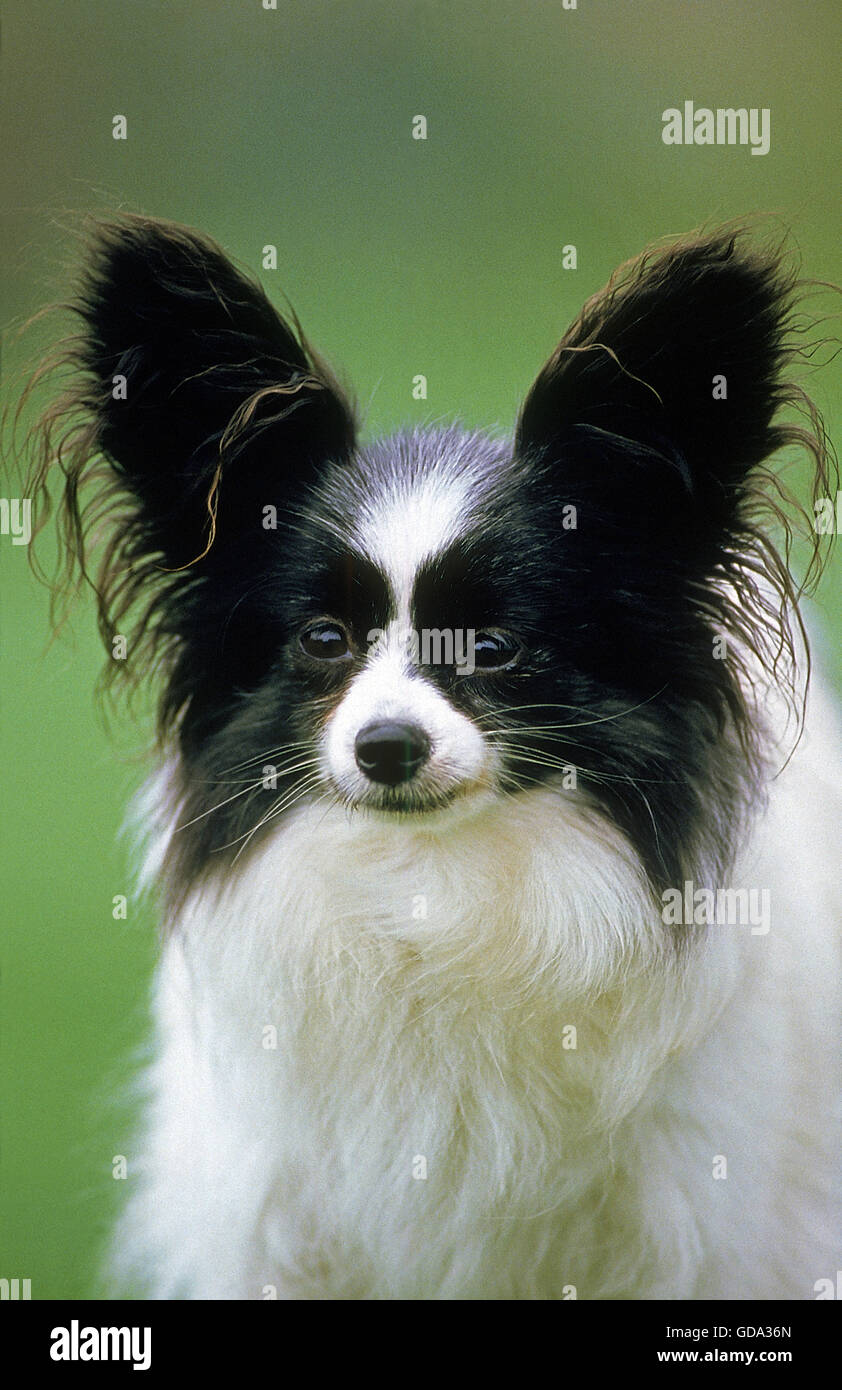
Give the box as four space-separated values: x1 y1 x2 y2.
282 431 571 821
275 426 700 837
30 217 827 901
297 436 508 818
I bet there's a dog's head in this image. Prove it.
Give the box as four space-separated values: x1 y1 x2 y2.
25 218 834 896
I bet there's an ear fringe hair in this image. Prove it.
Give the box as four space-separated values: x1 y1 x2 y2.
545 219 839 753
8 217 355 731
701 377 837 760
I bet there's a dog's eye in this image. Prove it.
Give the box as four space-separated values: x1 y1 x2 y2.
299 621 352 661
469 629 522 672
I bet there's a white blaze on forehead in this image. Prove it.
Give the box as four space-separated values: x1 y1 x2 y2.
316 434 508 803
355 469 475 617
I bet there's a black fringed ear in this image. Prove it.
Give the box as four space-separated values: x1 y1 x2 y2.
25 215 357 730
516 229 804 546
75 215 355 571
514 224 836 713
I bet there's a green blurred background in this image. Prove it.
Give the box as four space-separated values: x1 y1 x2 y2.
1 0 840 1299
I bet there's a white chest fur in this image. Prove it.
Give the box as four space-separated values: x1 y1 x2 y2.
116 732 841 1300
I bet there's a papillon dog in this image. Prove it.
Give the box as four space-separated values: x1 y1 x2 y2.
26 216 841 1299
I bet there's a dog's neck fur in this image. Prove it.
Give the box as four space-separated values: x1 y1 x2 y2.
117 774 755 1299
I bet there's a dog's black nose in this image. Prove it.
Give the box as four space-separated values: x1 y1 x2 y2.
354 721 430 785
